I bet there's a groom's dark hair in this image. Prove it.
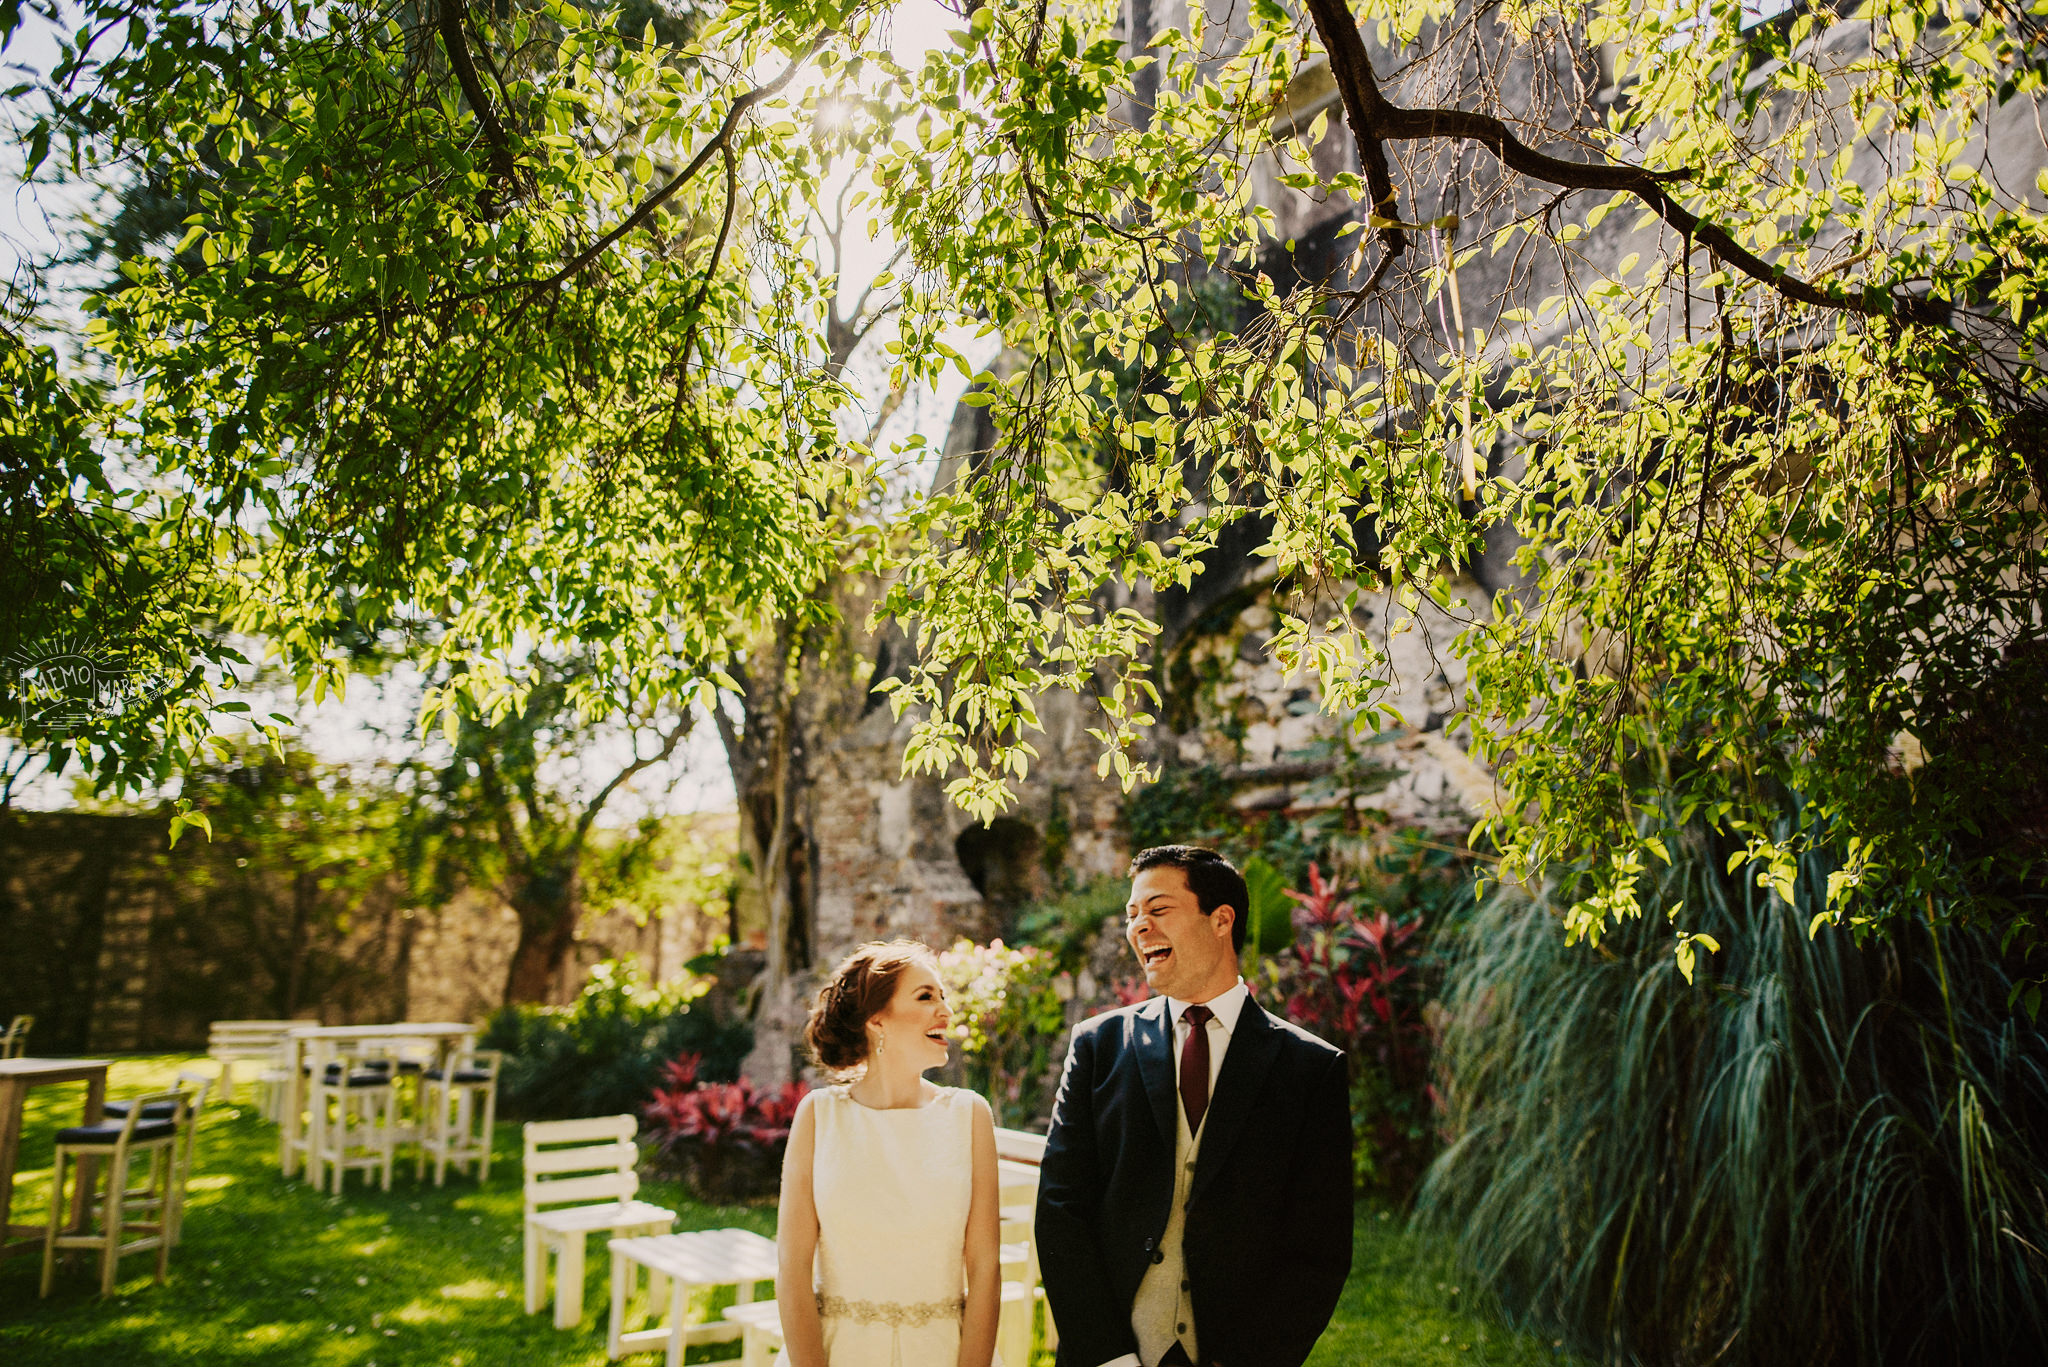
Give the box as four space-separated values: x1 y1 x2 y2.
1130 845 1249 954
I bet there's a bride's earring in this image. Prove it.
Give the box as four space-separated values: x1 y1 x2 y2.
870 1027 885 1056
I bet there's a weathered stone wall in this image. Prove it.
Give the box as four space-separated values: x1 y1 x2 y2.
0 810 724 1049
0 813 165 1054
0 810 410 1051
740 560 1502 1080
406 883 722 1022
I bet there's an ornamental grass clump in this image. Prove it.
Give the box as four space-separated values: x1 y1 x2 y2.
1419 836 2048 1366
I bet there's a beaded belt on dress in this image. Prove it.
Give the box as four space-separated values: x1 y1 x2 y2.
815 1293 965 1327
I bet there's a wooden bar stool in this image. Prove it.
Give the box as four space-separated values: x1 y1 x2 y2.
369 1039 429 1154
312 1054 397 1193
102 1070 215 1245
40 1087 185 1296
418 1048 501 1186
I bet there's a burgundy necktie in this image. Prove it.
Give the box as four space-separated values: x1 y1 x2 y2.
1180 1004 1213 1133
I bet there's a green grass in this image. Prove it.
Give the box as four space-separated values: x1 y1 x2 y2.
1310 1207 1579 1367
1 1056 1578 1366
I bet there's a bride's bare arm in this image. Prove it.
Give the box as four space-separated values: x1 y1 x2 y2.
958 1096 1002 1367
777 1093 828 1367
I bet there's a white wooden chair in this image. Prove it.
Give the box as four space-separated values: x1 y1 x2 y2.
312 1053 398 1192
524 1115 675 1329
993 1124 1056 1354
41 1086 186 1295
418 1048 501 1186
204 1019 296 1113
997 1220 1039 1366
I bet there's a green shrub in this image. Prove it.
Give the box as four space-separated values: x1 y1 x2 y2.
480 958 751 1120
935 938 1069 1128
1015 877 1127 973
1419 837 2048 1366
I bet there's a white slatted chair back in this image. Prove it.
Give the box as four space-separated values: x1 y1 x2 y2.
205 1020 296 1097
523 1115 641 1217
992 1126 1047 1165
205 1019 296 1054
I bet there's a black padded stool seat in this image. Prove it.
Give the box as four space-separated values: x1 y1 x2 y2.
421 1067 491 1084
393 1060 423 1074
100 1099 178 1121
335 1071 393 1087
56 1119 176 1146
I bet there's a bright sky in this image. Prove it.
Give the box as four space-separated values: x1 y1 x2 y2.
1 0 984 821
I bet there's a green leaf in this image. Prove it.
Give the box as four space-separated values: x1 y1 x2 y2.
22 118 49 179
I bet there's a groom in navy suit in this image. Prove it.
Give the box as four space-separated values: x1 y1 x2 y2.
1036 846 1353 1367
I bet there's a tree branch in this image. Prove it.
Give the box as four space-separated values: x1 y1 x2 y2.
673 142 741 391
435 0 518 186
531 38 825 295
572 710 692 848
1298 0 1945 327
1298 0 1411 264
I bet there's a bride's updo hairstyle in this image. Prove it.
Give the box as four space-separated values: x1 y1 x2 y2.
806 939 933 1074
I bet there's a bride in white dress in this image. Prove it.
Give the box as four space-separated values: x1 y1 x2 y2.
777 940 1002 1367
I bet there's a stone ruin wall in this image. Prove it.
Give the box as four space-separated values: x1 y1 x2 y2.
741 565 1505 1080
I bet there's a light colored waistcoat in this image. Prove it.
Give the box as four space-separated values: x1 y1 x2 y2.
1131 1098 1203 1366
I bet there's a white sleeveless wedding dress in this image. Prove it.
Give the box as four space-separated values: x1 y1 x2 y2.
810 1083 985 1367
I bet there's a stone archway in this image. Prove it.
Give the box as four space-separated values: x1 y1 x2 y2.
954 818 1042 933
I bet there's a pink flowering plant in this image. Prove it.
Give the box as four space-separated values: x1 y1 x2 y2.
642 1051 808 1201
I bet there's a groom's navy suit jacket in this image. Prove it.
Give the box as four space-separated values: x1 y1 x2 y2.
1035 993 1353 1367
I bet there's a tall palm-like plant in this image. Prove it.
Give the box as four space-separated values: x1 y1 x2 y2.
1420 836 2048 1366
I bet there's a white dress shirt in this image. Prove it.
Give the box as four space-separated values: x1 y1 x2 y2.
1096 978 1250 1367
1168 978 1249 1100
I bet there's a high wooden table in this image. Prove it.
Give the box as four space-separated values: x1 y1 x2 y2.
277 1023 478 1182
0 1057 111 1261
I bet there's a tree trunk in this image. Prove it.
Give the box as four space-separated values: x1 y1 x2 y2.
501 874 580 1004
717 618 820 992
284 868 311 1017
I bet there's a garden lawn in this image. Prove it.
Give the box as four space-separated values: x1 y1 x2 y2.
0 1057 1582 1366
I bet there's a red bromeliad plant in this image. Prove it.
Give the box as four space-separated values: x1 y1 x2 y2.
1267 863 1434 1195
1087 974 1155 1017
642 1052 808 1201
